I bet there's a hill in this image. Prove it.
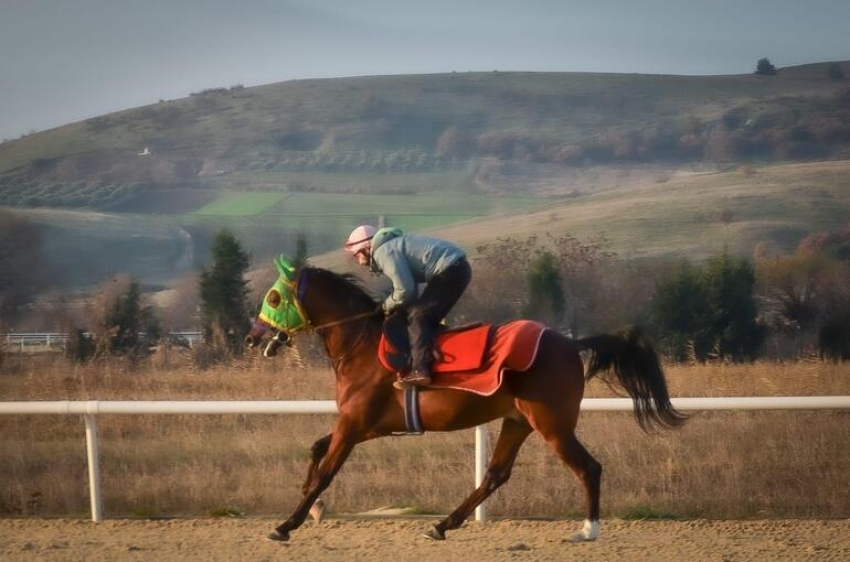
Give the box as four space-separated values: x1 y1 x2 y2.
1 63 850 290
1 62 849 206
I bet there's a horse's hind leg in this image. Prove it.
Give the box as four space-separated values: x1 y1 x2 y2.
427 416 532 541
540 430 602 541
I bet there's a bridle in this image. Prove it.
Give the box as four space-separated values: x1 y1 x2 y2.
264 274 379 366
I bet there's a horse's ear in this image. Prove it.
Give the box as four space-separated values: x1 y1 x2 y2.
274 255 297 281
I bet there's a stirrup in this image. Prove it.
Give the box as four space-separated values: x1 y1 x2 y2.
393 372 432 389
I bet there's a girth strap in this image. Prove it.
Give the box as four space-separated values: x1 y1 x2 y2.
402 387 424 435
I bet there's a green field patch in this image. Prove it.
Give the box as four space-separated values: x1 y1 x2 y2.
193 192 288 216
265 192 546 218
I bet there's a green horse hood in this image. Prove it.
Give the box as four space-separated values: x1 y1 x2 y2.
258 255 308 333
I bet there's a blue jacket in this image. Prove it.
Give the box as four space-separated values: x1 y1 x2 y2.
369 227 467 313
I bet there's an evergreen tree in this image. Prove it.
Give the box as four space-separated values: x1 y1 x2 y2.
651 261 711 360
198 229 251 354
90 276 159 358
651 250 765 361
755 57 777 76
105 279 143 354
703 249 765 360
523 251 566 328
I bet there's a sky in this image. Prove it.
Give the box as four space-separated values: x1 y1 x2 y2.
2 0 849 141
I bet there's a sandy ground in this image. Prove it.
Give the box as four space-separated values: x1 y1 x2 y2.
1 517 848 562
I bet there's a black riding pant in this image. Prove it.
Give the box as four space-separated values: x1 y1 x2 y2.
406 259 472 373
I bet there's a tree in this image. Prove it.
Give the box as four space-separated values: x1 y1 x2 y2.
523 251 566 328
756 254 834 333
703 249 765 360
755 57 777 76
104 278 143 354
467 233 619 335
88 274 159 358
756 252 850 359
651 261 711 360
651 250 765 361
198 229 251 354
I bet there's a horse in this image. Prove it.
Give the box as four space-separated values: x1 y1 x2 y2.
245 257 686 543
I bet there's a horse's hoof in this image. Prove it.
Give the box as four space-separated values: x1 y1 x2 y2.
567 519 599 542
309 498 326 523
267 530 290 542
423 526 446 541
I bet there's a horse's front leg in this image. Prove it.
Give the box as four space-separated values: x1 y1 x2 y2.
303 434 332 523
269 426 358 542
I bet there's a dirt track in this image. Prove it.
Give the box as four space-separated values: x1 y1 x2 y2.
1 517 848 561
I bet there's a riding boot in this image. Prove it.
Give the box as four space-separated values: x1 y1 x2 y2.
403 311 433 387
400 365 432 387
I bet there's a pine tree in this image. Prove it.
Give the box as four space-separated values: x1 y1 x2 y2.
651 250 765 361
198 229 251 354
703 249 765 360
105 279 142 354
755 57 777 76
651 261 711 360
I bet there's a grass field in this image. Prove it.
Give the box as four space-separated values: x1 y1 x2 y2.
438 160 850 260
193 192 288 216
0 351 847 520
9 159 850 290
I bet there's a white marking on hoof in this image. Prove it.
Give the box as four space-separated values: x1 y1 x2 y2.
568 519 599 542
309 498 326 524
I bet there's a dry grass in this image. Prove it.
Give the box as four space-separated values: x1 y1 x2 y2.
1 350 848 520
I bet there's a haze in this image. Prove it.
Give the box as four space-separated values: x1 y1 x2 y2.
1 0 849 141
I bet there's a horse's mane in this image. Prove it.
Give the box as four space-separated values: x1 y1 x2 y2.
300 266 377 312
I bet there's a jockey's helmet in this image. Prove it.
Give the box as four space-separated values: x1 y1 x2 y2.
344 225 376 255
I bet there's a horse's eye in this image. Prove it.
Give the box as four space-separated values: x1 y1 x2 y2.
266 290 282 308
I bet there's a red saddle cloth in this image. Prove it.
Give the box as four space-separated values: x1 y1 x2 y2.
378 320 548 396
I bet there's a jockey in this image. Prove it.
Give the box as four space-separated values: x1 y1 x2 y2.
344 225 472 388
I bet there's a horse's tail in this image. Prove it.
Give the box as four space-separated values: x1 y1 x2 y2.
574 327 687 432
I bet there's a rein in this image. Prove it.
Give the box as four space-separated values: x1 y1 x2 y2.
310 310 379 332
313 310 379 368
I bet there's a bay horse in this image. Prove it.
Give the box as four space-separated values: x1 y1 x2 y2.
245 258 686 543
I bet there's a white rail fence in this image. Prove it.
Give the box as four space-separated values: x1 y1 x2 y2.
2 332 203 351
2 396 849 524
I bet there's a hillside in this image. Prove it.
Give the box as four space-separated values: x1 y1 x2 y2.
439 160 850 259
1 64 850 290
1 63 849 207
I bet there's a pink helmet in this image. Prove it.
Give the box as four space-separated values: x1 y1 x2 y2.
344 225 376 254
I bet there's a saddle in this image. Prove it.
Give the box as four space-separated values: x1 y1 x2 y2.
378 312 492 375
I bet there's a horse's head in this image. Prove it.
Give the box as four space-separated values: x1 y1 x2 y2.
246 255 382 358
245 255 310 357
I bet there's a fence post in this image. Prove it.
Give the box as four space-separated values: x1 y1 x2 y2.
84 415 103 523
474 424 488 522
